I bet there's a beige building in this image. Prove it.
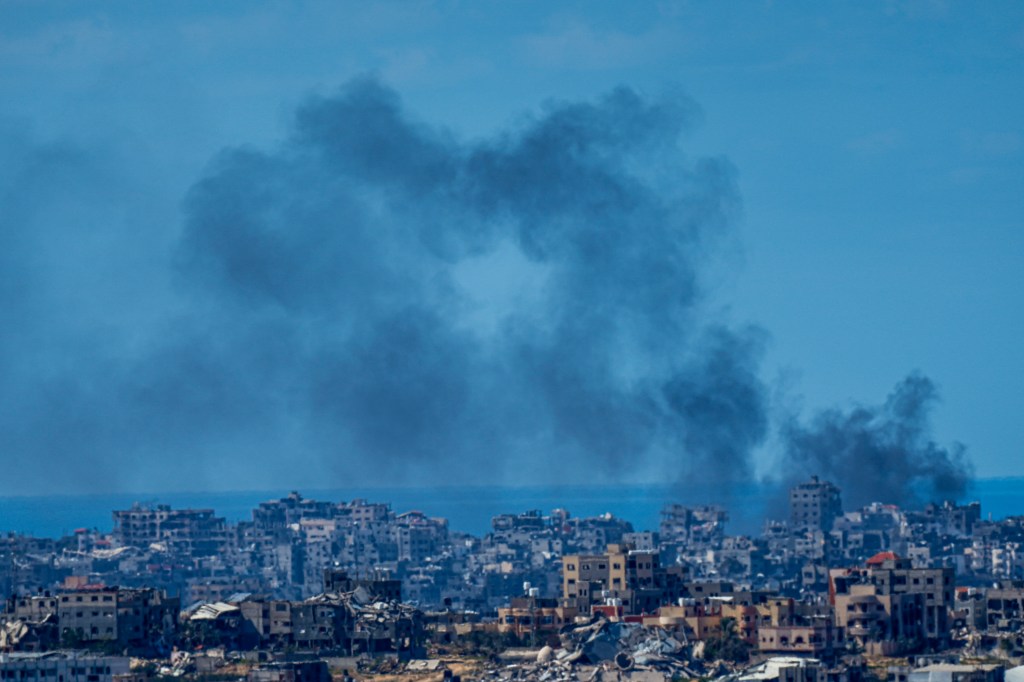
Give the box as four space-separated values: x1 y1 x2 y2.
830 553 952 652
758 623 835 656
645 602 722 641
562 544 682 615
496 596 578 641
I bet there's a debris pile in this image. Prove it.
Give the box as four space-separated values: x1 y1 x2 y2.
0 620 31 649
314 585 423 653
0 613 57 651
484 619 707 681
159 650 195 677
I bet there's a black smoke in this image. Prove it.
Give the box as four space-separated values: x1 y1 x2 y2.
0 78 972 501
780 373 973 509
175 77 769 486
0 79 773 492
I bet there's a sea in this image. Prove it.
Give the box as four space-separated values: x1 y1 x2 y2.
0 478 1021 540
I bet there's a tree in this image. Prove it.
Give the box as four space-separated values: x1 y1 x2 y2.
704 617 750 664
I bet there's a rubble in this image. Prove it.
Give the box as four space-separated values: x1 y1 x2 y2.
406 659 445 672
300 586 423 656
480 618 703 681
159 650 194 677
0 620 31 649
0 614 57 651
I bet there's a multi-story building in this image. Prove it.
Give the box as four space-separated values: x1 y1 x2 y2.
113 505 228 557
53 587 178 652
748 598 839 657
790 477 843 533
291 601 349 651
252 493 338 531
323 569 401 601
830 552 953 652
8 595 59 623
392 511 448 563
561 544 687 615
237 600 294 647
496 594 578 641
983 581 1024 631
660 505 728 547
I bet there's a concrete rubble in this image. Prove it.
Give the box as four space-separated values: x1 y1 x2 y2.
313 585 422 650
482 619 708 681
159 650 194 677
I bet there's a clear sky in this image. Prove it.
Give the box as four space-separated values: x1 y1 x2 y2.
0 1 1021 495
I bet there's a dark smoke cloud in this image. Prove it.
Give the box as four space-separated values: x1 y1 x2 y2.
175 77 768 486
0 79 971 501
780 373 973 509
0 79 772 492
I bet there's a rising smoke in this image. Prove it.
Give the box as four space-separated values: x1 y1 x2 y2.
176 77 767 487
780 373 973 509
0 78 973 503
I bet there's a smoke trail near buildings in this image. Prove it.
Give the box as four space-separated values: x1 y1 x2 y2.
0 78 972 502
780 374 973 509
175 77 768 487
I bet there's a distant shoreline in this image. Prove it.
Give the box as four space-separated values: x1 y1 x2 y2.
1 477 1019 540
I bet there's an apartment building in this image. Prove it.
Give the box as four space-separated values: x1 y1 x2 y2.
830 553 953 652
790 477 843 533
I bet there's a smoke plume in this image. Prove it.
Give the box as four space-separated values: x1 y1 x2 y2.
781 373 973 509
0 78 972 502
0 78 773 492
176 77 769 486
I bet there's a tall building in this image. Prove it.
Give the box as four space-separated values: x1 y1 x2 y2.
829 552 954 652
113 504 228 557
561 543 687 615
789 476 843 532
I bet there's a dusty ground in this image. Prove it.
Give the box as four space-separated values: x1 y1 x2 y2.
339 657 486 682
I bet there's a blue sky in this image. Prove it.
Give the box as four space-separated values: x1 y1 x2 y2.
0 1 1021 493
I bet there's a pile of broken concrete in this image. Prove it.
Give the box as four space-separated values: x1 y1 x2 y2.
484 619 718 681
